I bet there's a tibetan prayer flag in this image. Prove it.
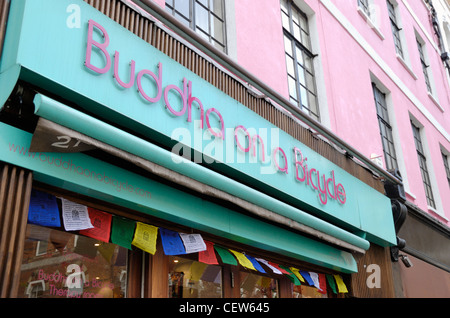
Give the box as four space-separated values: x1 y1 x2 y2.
61 198 93 231
309 272 322 291
28 189 61 227
229 250 256 270
333 274 348 293
255 258 282 274
179 233 207 253
214 245 237 265
199 241 219 265
289 267 305 283
318 273 327 294
279 265 301 286
160 228 186 255
326 274 337 294
246 255 266 273
299 270 315 286
268 262 290 275
79 208 112 242
132 222 158 255
111 216 136 250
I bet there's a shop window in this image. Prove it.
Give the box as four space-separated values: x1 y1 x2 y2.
168 255 222 298
239 272 278 298
292 285 327 298
19 224 128 298
165 0 227 53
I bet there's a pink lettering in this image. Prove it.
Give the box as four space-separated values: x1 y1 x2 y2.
85 19 111 74
164 78 188 116
235 125 252 152
252 134 265 162
273 147 288 174
137 63 163 103
187 81 204 128
205 108 224 139
113 51 135 88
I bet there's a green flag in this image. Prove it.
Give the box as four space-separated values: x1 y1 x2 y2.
214 245 238 265
111 216 136 250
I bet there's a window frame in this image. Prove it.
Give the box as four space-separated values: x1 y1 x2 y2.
387 0 404 59
411 121 436 209
281 0 320 122
372 83 399 172
165 0 228 53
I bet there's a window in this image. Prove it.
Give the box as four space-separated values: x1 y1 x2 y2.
281 0 319 121
358 0 371 18
240 272 278 298
387 1 403 59
416 37 432 94
168 255 223 298
373 84 398 171
165 0 227 53
411 122 436 209
442 151 450 187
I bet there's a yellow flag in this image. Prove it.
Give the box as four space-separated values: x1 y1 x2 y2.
229 250 256 270
333 274 348 293
289 267 305 283
132 222 158 255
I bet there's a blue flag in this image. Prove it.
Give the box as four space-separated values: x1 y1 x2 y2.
299 270 315 286
245 255 266 273
28 190 61 227
160 228 186 255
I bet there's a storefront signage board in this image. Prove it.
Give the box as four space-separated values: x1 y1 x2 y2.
0 121 358 273
0 0 396 245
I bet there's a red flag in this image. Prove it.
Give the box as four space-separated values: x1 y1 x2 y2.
268 261 290 275
198 241 219 265
318 273 327 294
79 208 112 243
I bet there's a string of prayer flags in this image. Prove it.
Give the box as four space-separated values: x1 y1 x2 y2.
111 216 136 250
198 241 219 265
289 267 305 283
28 189 61 227
333 274 348 293
255 258 282 274
214 245 238 266
229 250 256 271
132 222 158 255
179 233 207 253
160 228 186 255
245 255 266 273
279 265 301 286
299 270 315 286
326 274 338 294
79 208 112 243
61 198 93 231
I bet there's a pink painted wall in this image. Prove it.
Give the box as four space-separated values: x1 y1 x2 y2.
233 0 450 225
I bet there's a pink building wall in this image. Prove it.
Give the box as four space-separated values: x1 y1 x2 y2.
232 0 450 225
150 0 450 225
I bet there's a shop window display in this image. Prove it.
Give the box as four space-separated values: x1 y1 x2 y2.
18 224 128 298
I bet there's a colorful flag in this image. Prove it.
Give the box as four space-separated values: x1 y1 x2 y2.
132 222 158 255
179 233 207 253
309 272 322 291
255 258 282 274
199 241 219 265
333 274 348 293
318 273 327 294
289 267 305 283
245 255 266 273
229 250 256 271
160 228 186 255
326 274 337 294
28 190 61 227
111 216 136 250
79 208 112 242
214 245 237 265
279 265 301 286
268 262 290 275
61 198 93 231
299 270 315 286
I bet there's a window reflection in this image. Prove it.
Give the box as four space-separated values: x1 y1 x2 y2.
239 272 278 298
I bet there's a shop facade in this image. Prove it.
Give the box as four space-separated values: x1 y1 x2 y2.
0 0 399 299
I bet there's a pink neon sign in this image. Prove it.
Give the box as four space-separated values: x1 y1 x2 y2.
84 19 346 206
